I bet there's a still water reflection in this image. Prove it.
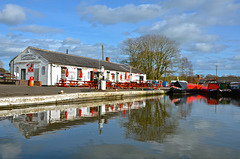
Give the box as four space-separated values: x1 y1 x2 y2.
0 95 240 159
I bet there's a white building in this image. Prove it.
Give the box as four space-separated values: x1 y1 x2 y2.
9 46 146 85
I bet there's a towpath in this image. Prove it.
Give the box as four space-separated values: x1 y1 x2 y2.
0 84 169 97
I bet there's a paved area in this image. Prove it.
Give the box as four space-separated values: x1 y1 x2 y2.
0 84 170 97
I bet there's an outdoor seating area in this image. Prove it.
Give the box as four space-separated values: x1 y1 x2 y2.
0 73 16 84
0 73 15 79
56 79 163 90
56 79 99 88
56 79 79 87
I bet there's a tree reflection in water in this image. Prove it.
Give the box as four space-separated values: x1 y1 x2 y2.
123 98 179 143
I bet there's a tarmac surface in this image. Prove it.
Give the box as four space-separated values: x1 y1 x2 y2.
0 84 170 97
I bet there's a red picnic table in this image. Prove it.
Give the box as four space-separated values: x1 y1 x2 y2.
57 79 79 87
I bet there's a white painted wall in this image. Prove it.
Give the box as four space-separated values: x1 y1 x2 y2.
47 110 61 123
66 108 76 120
10 48 49 85
10 48 147 86
49 64 61 85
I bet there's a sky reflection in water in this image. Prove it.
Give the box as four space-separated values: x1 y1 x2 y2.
0 95 240 159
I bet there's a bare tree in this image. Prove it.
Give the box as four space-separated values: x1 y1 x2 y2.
0 60 6 73
123 99 178 142
179 57 193 82
121 35 180 79
0 60 3 68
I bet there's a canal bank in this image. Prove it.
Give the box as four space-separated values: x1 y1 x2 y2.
0 95 162 117
0 85 168 106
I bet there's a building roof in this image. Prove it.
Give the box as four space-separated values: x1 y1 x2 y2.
28 46 144 74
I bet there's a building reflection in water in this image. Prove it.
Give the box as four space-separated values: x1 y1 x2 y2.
7 98 147 138
2 95 239 141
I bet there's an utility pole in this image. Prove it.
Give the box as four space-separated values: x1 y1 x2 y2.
102 44 104 61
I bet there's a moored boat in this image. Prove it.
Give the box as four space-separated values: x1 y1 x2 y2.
219 83 232 96
229 82 240 96
200 79 220 95
167 81 200 95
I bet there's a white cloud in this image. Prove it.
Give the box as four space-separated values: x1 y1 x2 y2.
136 20 223 53
163 0 240 26
62 37 81 45
0 35 26 57
198 0 240 26
134 0 240 54
193 58 240 71
0 35 61 58
0 34 120 70
195 43 218 52
230 55 240 61
0 4 26 25
77 3 164 25
4 47 24 54
163 23 205 43
0 1 239 75
11 25 63 34
190 43 226 53
162 0 206 11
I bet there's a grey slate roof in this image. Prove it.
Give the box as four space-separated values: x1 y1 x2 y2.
28 46 144 74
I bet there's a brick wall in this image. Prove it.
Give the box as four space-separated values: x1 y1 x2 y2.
15 80 28 86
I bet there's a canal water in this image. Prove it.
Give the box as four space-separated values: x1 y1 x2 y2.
0 95 240 159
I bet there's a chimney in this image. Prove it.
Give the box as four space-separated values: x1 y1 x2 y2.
106 57 110 62
66 49 68 54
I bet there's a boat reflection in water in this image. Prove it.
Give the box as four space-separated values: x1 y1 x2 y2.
170 94 239 106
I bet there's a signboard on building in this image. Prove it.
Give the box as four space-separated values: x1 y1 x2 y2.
21 54 37 60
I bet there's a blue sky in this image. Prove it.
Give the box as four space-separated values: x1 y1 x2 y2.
0 0 240 76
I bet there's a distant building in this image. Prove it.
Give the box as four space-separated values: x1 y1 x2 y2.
9 46 146 85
